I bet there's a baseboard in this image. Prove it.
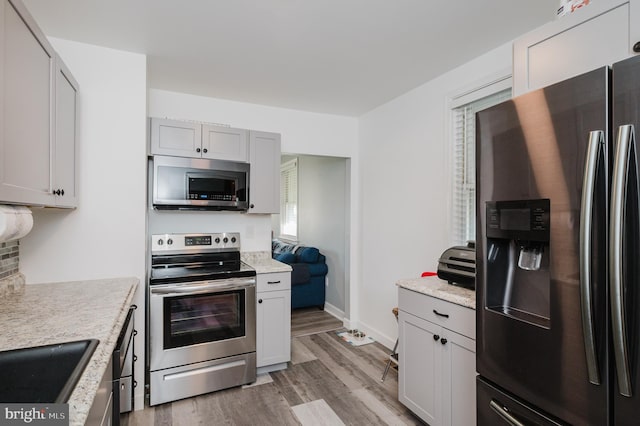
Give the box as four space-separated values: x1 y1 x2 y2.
356 318 396 350
323 302 343 320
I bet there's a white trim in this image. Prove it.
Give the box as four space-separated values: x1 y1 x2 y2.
280 157 299 240
357 318 396 350
324 301 344 321
449 69 512 108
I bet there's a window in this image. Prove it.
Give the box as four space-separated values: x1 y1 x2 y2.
280 158 298 239
451 88 511 246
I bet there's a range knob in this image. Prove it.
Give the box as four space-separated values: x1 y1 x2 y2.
231 236 237 243
157 239 164 246
167 238 173 245
223 237 229 243
215 237 221 244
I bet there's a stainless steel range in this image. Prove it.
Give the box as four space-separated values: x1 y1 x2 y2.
148 232 256 406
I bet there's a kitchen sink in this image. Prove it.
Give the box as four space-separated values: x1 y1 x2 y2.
0 339 99 403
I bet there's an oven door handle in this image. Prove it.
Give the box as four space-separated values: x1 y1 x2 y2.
150 278 256 295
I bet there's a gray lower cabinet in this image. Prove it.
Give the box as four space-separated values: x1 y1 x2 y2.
398 287 476 426
0 0 78 208
87 357 114 426
248 131 280 214
256 271 291 372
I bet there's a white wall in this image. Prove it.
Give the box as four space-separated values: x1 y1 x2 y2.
19 38 148 408
21 38 147 284
298 155 348 314
357 42 512 347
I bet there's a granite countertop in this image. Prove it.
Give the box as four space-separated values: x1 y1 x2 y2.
242 251 292 274
396 275 475 309
0 277 139 426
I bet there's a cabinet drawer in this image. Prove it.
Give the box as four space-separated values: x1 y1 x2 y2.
257 272 291 293
399 287 475 340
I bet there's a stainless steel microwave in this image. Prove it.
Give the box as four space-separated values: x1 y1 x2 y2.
152 155 249 210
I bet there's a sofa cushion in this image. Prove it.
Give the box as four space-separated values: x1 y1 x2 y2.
297 246 319 263
290 263 311 285
275 252 296 264
307 262 328 277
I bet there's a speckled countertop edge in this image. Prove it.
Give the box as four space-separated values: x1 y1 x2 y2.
0 277 139 426
242 251 292 274
396 275 475 309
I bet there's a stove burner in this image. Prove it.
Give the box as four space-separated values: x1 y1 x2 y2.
149 233 255 285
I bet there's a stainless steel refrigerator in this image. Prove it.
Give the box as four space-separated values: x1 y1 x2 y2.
476 55 640 425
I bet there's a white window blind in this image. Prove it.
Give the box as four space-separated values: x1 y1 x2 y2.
452 88 511 246
280 158 298 239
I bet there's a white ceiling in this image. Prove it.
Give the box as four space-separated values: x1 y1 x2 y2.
23 0 558 116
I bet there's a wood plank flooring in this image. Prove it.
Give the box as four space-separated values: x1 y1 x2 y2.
291 307 343 337
124 314 422 425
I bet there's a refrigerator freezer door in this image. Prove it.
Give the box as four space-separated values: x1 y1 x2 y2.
476 67 610 425
611 54 640 426
477 377 563 426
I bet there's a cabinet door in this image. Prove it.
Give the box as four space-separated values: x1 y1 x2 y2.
440 330 476 426
53 56 78 208
256 289 291 367
398 310 440 425
0 0 55 206
202 125 248 162
513 0 640 96
248 131 281 214
150 117 202 157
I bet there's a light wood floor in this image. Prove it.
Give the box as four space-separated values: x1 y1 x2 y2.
124 310 420 425
291 307 343 337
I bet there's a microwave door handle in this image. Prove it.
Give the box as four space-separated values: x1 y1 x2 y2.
610 124 634 397
580 130 604 385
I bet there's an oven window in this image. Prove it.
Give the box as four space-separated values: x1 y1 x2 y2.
163 289 246 349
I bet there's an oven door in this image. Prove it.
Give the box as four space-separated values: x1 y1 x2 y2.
149 277 256 371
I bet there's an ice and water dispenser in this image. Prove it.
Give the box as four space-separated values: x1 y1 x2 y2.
485 199 551 328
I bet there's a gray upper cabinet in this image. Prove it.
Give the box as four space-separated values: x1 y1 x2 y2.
513 0 640 96
149 118 202 158
53 56 79 208
248 131 280 214
150 117 249 163
202 124 248 162
0 0 78 208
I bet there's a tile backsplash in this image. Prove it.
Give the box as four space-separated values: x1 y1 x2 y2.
0 240 19 279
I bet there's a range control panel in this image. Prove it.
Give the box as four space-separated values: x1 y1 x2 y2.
151 232 241 253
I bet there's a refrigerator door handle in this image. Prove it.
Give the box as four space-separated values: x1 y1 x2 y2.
489 400 526 426
580 130 604 386
610 124 635 397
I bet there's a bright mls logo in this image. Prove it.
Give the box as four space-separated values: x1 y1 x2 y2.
0 404 68 426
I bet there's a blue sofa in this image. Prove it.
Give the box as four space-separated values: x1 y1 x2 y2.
272 240 328 310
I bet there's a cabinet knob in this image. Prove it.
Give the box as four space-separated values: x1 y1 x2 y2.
258 299 263 304
196 148 201 153
203 148 208 153
634 41 640 53
60 189 64 196
250 204 255 209
53 189 61 196
440 338 448 345
433 334 440 342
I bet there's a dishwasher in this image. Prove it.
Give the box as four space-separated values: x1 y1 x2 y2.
113 305 136 425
